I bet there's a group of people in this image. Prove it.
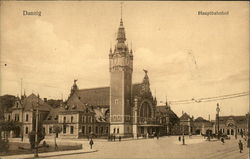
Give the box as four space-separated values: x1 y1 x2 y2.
178 136 185 145
108 135 122 142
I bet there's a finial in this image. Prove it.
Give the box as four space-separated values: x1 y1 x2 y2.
143 69 148 74
120 2 123 20
74 79 78 84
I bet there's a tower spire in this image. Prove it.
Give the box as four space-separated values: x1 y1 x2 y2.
120 2 123 21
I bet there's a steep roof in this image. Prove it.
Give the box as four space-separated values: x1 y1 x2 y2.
21 94 52 111
180 112 192 121
156 106 179 120
64 93 89 112
73 83 143 107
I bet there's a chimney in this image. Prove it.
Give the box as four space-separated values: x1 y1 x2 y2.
182 110 184 115
44 98 47 102
208 114 210 121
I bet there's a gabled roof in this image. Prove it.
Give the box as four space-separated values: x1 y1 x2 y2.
21 94 52 111
180 112 192 121
156 106 179 120
64 93 89 112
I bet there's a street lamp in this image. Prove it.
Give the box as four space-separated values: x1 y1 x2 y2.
216 103 220 139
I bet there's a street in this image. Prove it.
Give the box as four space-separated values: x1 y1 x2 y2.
3 136 249 159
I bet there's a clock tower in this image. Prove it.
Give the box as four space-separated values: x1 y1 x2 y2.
109 17 133 136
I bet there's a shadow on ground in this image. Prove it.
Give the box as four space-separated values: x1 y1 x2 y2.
24 150 98 159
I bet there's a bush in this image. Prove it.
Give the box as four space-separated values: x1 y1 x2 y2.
0 138 9 152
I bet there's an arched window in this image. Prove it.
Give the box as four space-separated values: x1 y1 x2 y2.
140 102 151 118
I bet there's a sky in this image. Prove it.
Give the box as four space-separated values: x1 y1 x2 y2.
0 1 249 120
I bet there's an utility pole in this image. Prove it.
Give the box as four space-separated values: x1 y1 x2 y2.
34 94 39 158
216 103 220 140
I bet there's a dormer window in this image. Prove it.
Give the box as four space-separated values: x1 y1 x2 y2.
54 115 58 120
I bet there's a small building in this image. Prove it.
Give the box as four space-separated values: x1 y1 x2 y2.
179 112 194 135
217 115 248 136
193 117 213 135
4 93 52 138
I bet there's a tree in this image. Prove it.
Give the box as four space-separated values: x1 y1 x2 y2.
0 120 19 141
28 122 45 149
52 125 62 150
0 95 16 119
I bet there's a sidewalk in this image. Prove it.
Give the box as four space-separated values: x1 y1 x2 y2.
2 147 97 159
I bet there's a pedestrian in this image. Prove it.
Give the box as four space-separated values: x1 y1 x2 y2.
157 133 159 140
119 136 121 142
221 137 224 144
238 140 243 153
178 136 181 142
89 138 94 149
235 134 237 140
182 135 185 145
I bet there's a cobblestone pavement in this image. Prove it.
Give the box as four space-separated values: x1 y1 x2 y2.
3 136 249 159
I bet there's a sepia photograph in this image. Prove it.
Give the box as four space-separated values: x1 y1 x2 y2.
0 1 249 159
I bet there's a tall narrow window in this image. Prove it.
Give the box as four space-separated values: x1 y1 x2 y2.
49 127 53 134
25 127 29 134
26 114 29 122
117 128 119 134
63 125 66 134
113 128 116 133
70 126 74 134
89 126 91 133
71 116 74 123
63 116 66 123
96 126 98 134
82 126 85 134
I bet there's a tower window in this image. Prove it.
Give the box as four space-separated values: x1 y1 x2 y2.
115 99 118 104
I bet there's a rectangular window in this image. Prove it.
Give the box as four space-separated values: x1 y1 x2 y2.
82 116 85 123
63 116 66 123
71 116 74 123
26 114 29 122
100 127 103 134
89 116 92 123
89 126 92 133
49 127 53 134
106 127 109 133
63 125 66 134
86 116 88 123
70 126 74 134
96 126 98 134
8 115 11 121
117 128 119 134
25 127 29 134
82 126 85 134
